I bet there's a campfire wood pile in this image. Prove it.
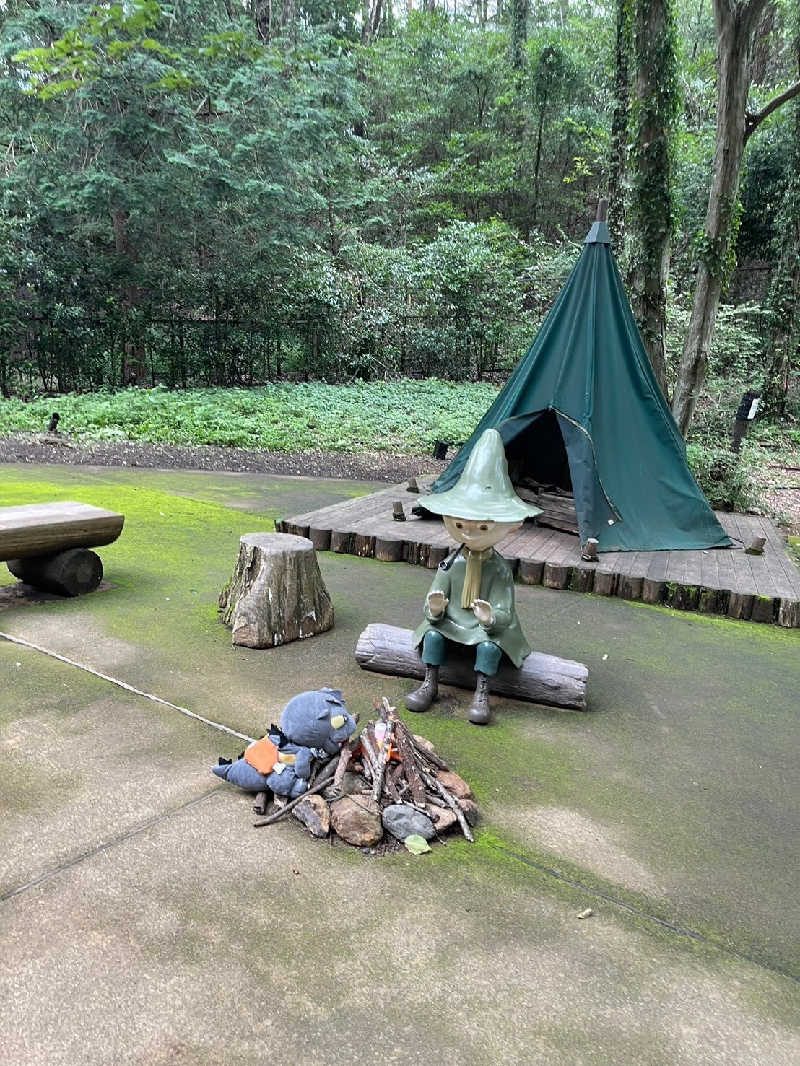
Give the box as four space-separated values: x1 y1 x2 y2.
253 698 477 848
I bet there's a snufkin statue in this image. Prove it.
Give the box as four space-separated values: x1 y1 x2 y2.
407 428 542 725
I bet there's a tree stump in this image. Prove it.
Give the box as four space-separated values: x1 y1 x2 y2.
7 548 103 597
218 533 334 649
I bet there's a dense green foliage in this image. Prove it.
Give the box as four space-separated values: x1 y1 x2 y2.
0 0 798 459
0 379 499 452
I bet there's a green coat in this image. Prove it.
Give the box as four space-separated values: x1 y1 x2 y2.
413 549 531 668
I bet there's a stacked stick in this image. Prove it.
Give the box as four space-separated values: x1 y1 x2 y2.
352 697 475 842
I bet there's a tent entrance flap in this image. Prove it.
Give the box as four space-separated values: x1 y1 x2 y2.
497 410 619 543
499 410 572 493
556 414 620 544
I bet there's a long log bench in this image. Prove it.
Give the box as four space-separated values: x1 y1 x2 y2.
0 502 125 596
355 623 588 711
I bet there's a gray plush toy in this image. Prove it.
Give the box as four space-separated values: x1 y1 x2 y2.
212 687 356 798
279 687 356 754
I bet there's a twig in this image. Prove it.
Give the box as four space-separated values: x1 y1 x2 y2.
391 716 429 808
360 730 379 780
371 720 394 803
332 744 353 790
253 759 337 828
419 768 474 843
407 733 450 772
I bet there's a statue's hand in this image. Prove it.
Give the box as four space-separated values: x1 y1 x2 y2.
471 598 495 627
427 591 449 618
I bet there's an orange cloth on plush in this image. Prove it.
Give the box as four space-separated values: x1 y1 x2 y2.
243 736 279 774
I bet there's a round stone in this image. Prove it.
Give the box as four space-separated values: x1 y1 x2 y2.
382 803 436 842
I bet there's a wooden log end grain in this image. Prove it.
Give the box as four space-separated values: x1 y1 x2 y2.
7 548 103 597
543 562 572 590
518 559 545 585
219 533 334 649
616 575 643 602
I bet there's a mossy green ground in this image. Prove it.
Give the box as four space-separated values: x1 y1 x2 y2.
1 464 799 1065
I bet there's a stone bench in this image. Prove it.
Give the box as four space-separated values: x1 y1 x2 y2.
0 502 125 596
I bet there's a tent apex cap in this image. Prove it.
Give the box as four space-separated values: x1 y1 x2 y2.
585 220 611 245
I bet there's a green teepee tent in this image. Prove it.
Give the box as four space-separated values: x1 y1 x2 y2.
429 219 732 553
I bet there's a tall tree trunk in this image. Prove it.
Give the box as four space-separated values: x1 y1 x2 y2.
608 0 632 251
762 40 800 414
672 0 774 434
281 0 296 36
362 0 383 43
532 103 547 225
111 207 146 386
252 0 273 40
627 0 678 398
509 0 529 69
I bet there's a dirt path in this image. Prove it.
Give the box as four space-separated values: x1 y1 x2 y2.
0 433 448 484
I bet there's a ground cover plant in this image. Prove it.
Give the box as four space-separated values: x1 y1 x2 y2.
0 380 500 454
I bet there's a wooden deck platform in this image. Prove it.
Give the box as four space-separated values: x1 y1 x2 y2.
276 479 800 628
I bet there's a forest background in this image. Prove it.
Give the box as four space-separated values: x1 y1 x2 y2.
0 0 799 518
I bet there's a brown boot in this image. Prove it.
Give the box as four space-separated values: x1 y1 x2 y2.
468 672 492 725
405 665 439 712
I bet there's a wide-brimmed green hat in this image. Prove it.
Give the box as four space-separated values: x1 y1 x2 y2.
421 428 542 522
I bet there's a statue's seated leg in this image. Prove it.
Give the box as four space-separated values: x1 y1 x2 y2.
406 630 445 712
469 641 503 725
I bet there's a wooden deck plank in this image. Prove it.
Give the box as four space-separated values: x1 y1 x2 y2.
664 550 686 585
713 546 737 591
699 547 719 590
645 552 669 581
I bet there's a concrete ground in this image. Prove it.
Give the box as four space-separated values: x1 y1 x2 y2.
1 463 798 1066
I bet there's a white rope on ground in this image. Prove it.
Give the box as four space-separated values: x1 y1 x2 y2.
1 630 257 744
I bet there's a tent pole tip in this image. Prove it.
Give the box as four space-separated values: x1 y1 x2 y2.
596 197 608 222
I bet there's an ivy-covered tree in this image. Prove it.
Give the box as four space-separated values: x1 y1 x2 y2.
627 0 679 396
671 0 800 433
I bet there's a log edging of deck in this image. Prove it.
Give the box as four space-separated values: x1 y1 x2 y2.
277 486 800 629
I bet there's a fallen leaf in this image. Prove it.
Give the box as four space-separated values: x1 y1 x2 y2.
404 834 431 855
